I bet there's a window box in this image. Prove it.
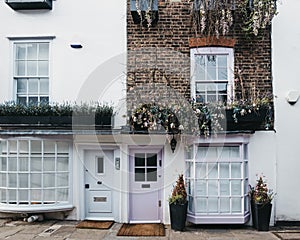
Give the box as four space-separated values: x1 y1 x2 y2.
0 115 113 129
5 0 52 10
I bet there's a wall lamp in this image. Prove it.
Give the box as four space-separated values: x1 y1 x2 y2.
170 135 177 153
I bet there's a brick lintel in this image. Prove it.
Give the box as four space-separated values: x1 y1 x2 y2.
189 37 236 48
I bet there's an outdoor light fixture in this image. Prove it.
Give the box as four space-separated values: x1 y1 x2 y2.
170 135 177 153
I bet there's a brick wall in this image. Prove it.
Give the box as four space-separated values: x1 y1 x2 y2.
127 0 273 110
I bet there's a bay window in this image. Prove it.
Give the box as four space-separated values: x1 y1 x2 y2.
0 139 72 212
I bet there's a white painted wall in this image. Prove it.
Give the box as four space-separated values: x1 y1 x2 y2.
272 0 300 221
0 0 127 127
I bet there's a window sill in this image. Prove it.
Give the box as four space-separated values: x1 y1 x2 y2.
187 211 250 224
0 204 74 213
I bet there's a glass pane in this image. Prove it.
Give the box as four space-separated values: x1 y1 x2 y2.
57 142 69 154
19 173 29 188
31 141 41 154
218 55 227 67
57 157 68 171
27 61 37 76
1 157 7 171
27 43 37 60
19 140 29 154
220 197 230 213
0 189 7 203
231 163 241 178
230 146 240 158
135 153 145 166
232 198 242 213
195 180 206 196
8 157 17 171
44 157 55 171
19 189 28 202
57 173 68 187
218 67 227 80
188 196 194 212
44 189 56 202
31 157 42 171
31 189 42 202
231 180 241 195
57 188 68 202
38 61 49 75
40 78 49 94
207 94 217 102
8 189 17 202
206 147 219 158
44 141 55 154
135 168 145 182
186 162 193 178
0 141 7 154
195 163 206 178
17 97 27 105
196 197 206 213
38 43 49 60
15 44 26 60
208 197 218 212
197 147 208 159
16 61 25 75
185 145 193 159
0 173 6 187
208 163 217 178
40 97 49 104
17 79 27 94
8 141 17 154
207 55 216 80
29 97 38 105
44 173 55 188
146 168 157 181
8 173 17 187
220 180 230 196
208 180 218 196
195 55 205 80
147 154 157 166
219 163 229 178
30 173 41 188
28 78 38 93
97 157 104 174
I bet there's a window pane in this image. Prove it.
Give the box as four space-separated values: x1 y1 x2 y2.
97 157 104 174
9 141 17 154
38 43 49 60
0 173 7 187
208 197 218 212
208 163 217 178
8 173 17 187
57 173 68 187
0 141 7 154
8 189 17 202
207 55 216 80
27 43 37 60
44 173 55 188
44 141 55 154
196 197 206 213
195 55 205 80
218 68 227 80
197 147 208 159
31 141 41 154
16 61 25 75
27 61 37 76
195 162 206 178
147 154 157 166
19 157 29 171
31 157 42 171
15 44 26 60
57 188 68 202
146 168 157 181
1 157 7 171
17 79 27 94
38 61 49 75
19 173 29 188
231 180 241 195
135 168 145 182
31 173 41 188
40 78 49 94
44 157 55 171
232 197 242 213
40 97 49 104
220 197 230 213
31 189 42 202
230 147 240 158
28 79 38 94
208 180 218 195
135 154 145 166
220 180 230 195
219 163 229 178
19 189 28 202
195 180 206 196
231 163 241 178
28 97 38 105
8 157 17 171
57 157 68 171
57 142 69 154
17 97 27 105
0 189 7 203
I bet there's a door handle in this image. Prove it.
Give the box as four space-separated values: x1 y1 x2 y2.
97 181 102 185
85 184 89 189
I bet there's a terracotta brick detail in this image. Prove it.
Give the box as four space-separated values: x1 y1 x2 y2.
189 37 237 48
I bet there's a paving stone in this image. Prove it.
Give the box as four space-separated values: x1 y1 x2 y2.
273 232 300 239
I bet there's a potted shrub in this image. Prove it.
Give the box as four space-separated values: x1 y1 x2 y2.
168 174 188 231
250 174 274 231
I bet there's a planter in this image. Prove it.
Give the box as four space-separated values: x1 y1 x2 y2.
169 202 188 231
251 201 272 231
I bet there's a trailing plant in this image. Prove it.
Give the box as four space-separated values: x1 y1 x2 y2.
169 174 187 205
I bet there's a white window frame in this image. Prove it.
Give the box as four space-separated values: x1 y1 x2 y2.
0 138 73 213
190 47 234 104
12 39 52 105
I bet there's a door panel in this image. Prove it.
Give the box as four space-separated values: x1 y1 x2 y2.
84 150 114 219
129 149 163 222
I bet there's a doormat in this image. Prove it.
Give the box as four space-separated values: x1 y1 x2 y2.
76 220 114 229
273 231 300 240
117 223 165 236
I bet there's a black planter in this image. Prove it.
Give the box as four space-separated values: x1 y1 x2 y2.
169 202 188 231
251 201 272 231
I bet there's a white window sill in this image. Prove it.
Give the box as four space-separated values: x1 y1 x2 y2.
0 204 74 213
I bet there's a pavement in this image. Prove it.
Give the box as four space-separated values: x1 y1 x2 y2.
0 219 300 240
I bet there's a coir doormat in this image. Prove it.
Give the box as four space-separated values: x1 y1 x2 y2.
76 220 114 229
117 223 165 236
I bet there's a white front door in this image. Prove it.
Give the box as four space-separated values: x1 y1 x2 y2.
129 149 163 223
84 150 114 220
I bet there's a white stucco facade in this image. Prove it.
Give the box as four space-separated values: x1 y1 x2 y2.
272 0 300 222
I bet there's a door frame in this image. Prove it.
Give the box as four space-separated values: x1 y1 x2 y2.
128 147 164 223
